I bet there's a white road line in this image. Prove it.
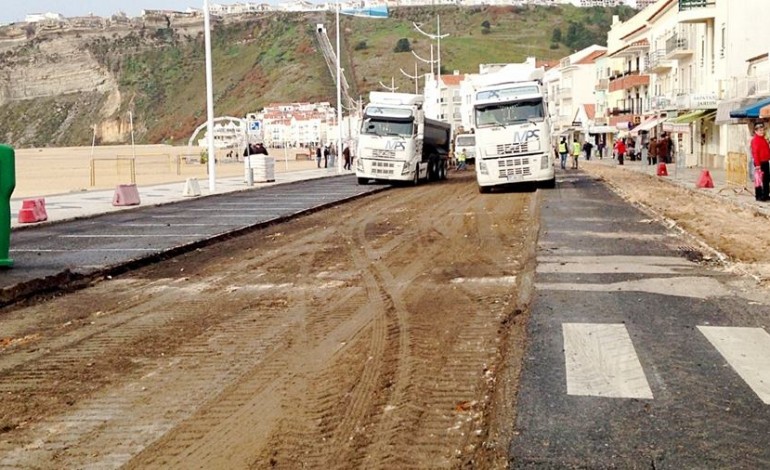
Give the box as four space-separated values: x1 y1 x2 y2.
538 255 695 266
119 223 238 227
537 263 684 274
537 276 729 299
58 234 209 238
563 323 653 399
11 248 158 253
698 326 770 404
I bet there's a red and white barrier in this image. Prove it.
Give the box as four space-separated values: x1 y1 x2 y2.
18 198 48 224
112 184 141 206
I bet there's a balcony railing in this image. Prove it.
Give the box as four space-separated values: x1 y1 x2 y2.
648 50 673 73
665 34 693 59
608 73 650 93
595 78 609 91
679 0 715 11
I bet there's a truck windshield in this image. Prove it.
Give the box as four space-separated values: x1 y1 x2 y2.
455 135 475 147
474 98 544 128
361 118 415 137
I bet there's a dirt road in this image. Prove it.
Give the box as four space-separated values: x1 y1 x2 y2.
0 172 538 468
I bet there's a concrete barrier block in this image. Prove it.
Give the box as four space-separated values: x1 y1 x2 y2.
113 184 141 206
183 178 201 197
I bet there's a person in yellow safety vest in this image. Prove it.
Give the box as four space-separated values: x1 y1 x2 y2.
571 140 581 169
558 138 568 169
456 149 467 171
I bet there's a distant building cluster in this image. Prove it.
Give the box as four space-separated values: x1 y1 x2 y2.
13 0 639 26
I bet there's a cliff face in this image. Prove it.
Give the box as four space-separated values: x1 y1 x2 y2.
0 16 213 147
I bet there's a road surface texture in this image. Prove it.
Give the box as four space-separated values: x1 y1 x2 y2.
511 170 770 468
0 172 537 468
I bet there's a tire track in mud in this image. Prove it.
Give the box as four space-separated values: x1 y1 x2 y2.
0 175 537 469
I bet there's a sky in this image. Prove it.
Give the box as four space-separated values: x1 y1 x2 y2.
0 1 202 24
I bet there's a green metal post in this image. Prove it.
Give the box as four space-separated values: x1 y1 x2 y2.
0 145 15 267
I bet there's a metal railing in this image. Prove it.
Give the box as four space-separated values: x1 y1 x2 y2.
679 0 715 11
666 35 689 56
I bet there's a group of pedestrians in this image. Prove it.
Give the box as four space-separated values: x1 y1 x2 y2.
313 143 353 170
556 137 595 170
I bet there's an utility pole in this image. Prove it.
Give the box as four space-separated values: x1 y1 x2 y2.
378 78 398 93
400 62 428 95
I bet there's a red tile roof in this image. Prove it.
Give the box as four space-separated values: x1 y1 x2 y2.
583 104 596 120
575 50 606 65
441 74 464 86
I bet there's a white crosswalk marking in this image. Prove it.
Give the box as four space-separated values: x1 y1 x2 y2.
698 326 770 405
563 323 653 399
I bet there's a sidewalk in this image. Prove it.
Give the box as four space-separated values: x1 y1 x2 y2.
10 167 348 229
582 156 770 217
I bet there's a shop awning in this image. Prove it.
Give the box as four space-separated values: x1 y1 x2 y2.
716 96 758 124
587 125 617 134
670 110 710 124
729 96 770 119
630 116 664 135
662 110 715 133
760 103 770 118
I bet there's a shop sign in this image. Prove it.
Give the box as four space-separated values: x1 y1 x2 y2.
690 93 718 109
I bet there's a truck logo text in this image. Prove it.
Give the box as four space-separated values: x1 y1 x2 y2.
511 130 540 143
385 141 406 151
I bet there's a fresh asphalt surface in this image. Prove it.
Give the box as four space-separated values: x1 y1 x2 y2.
511 171 770 468
1 175 386 305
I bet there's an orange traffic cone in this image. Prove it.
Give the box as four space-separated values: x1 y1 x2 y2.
696 169 714 188
656 162 668 176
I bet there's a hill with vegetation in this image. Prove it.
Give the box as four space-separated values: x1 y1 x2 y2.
0 4 635 147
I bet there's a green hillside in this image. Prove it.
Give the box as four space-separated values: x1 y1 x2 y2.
0 4 635 147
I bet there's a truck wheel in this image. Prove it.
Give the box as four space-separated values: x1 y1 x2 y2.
413 165 420 186
438 161 446 180
542 177 556 189
478 185 491 194
357 177 369 185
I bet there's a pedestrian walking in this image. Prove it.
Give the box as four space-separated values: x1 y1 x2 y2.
615 138 626 166
571 139 581 169
597 140 605 160
558 137 568 170
323 145 330 168
648 136 658 165
343 144 351 170
315 146 322 168
456 149 467 171
582 140 594 161
751 122 770 201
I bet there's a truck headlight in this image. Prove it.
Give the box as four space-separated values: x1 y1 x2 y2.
479 161 488 175
540 155 549 170
401 162 411 175
356 157 364 171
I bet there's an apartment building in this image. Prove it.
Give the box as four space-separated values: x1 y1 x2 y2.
606 0 770 169
553 46 607 135
423 72 466 132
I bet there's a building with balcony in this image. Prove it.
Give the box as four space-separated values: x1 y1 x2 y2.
551 45 607 134
607 0 770 170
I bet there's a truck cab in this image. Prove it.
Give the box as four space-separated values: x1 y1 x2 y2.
472 80 555 192
356 92 450 185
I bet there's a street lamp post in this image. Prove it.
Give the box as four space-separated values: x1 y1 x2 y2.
413 16 449 84
378 77 398 93
336 1 344 173
203 0 217 191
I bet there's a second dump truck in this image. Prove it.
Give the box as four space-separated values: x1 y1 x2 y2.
356 92 451 185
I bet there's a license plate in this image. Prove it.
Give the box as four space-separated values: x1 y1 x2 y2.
507 174 523 182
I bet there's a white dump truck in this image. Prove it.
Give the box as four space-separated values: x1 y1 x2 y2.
453 132 476 164
356 92 451 185
472 69 555 192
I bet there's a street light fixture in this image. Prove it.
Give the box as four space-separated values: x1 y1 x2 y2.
378 78 398 93
413 16 449 84
203 0 217 191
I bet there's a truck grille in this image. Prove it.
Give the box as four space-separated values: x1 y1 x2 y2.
372 149 396 159
497 157 532 178
371 160 397 175
489 139 541 157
